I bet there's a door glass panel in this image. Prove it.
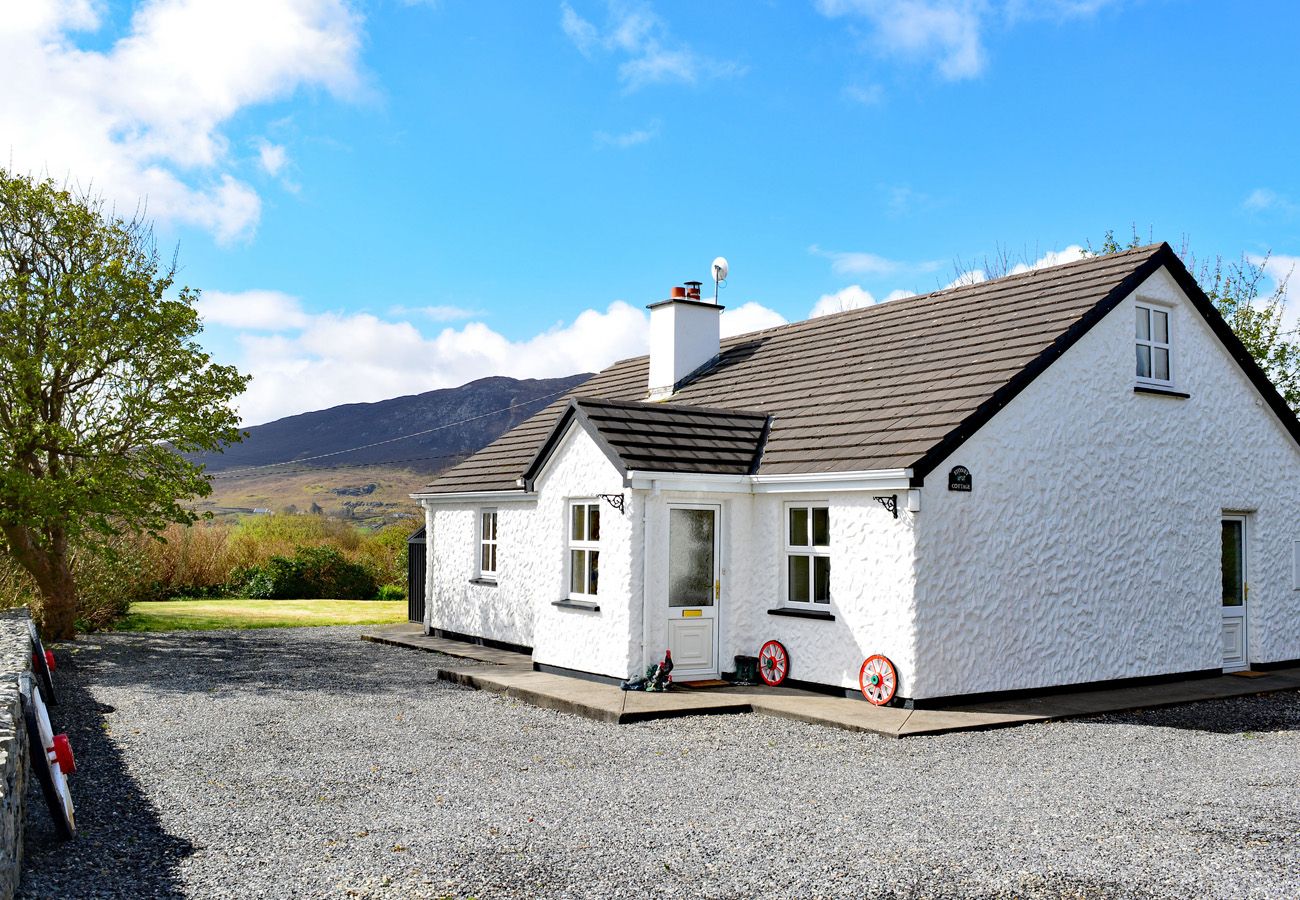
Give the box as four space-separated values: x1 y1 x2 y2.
813 556 831 603
788 555 810 603
789 507 809 546
1221 520 1244 607
669 508 714 607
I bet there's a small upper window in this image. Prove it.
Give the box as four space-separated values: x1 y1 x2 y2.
568 501 600 598
1135 304 1172 384
478 509 498 580
785 505 830 606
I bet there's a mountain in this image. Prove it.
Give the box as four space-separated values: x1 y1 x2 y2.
196 373 593 476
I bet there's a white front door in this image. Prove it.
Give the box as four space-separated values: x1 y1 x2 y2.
1221 515 1248 672
666 505 720 680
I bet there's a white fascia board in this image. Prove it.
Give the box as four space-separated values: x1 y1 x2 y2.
625 471 751 493
409 490 535 504
624 468 913 495
750 469 913 493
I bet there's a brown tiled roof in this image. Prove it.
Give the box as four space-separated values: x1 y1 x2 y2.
523 398 771 481
419 243 1300 494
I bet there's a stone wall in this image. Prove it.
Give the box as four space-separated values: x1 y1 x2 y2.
0 608 32 900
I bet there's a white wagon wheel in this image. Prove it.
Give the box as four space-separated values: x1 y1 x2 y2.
29 620 57 706
21 677 76 839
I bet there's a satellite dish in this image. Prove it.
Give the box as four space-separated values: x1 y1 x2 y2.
712 256 729 284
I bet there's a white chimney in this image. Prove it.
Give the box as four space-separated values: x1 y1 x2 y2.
647 281 722 399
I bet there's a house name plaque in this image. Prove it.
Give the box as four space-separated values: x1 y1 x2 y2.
948 466 972 492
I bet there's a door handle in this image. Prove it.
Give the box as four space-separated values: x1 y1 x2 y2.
714 579 720 600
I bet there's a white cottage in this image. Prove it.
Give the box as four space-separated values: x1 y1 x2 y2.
412 244 1300 706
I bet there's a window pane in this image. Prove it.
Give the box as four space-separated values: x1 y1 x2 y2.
812 507 830 547
1153 347 1169 381
789 507 809 546
1152 310 1168 344
489 544 497 573
1221 521 1243 607
571 504 584 542
482 544 492 573
813 556 831 604
490 512 497 541
588 550 600 595
1136 344 1151 378
1135 307 1150 340
588 504 600 542
788 555 810 603
669 508 714 606
570 549 586 594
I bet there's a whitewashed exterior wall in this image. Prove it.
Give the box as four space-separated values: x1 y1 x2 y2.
636 489 917 694
912 267 1300 700
529 427 637 679
425 500 536 649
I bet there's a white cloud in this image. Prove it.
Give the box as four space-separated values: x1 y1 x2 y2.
1250 253 1300 336
0 0 363 244
1242 188 1296 216
595 121 660 148
213 293 786 424
947 244 1088 288
258 141 289 177
197 289 311 331
808 285 915 318
817 0 986 81
559 1 744 91
817 0 1115 83
809 244 941 277
721 302 788 336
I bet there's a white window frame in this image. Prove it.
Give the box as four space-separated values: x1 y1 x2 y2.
567 500 601 599
1135 301 1174 387
476 508 498 581
783 503 831 608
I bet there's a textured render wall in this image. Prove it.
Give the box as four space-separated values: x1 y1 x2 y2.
638 489 917 694
529 428 636 679
0 610 32 899
426 501 537 649
913 267 1300 700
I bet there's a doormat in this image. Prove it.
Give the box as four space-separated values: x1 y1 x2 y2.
1229 670 1268 678
676 679 731 689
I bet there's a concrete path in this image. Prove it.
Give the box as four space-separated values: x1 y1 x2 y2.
362 623 1300 738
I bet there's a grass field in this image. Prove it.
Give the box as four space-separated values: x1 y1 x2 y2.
116 598 409 632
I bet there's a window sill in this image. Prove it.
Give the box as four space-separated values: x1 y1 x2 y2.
552 598 600 612
468 577 498 587
767 607 835 621
1134 384 1189 399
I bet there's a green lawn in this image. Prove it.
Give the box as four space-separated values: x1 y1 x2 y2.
116 598 409 632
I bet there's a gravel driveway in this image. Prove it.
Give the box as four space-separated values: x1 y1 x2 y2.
18 626 1300 899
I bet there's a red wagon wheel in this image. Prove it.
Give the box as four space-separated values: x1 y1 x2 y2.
859 654 897 706
757 640 789 686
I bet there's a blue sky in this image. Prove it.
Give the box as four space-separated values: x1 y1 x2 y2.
4 0 1298 424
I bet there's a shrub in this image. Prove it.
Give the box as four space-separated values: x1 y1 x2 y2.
375 583 406 602
233 546 378 600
